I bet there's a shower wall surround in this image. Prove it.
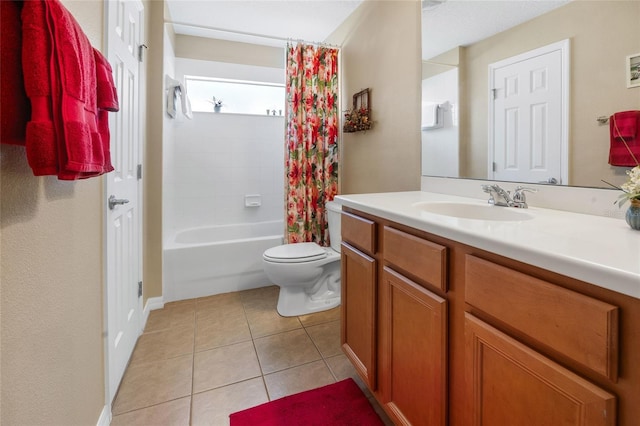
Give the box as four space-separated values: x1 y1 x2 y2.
164 58 285 236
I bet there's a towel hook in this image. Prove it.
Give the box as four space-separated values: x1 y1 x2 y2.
596 116 609 125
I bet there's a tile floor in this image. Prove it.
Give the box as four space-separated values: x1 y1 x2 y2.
111 286 392 426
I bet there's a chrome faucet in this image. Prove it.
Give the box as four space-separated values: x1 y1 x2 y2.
481 184 514 207
481 184 537 208
512 186 537 209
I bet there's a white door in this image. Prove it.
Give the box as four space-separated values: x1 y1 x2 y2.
105 0 144 404
489 40 569 185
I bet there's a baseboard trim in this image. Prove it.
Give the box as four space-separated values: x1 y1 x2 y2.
142 296 164 331
96 404 111 426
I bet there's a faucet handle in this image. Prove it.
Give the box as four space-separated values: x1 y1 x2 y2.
514 186 537 194
512 186 537 207
481 184 496 204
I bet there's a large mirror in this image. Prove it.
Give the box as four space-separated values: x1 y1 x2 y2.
421 0 640 188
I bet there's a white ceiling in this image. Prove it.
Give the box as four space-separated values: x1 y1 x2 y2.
422 0 569 60
165 0 364 47
165 0 570 54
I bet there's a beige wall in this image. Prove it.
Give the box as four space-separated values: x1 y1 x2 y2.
175 35 284 67
0 1 106 424
143 0 165 301
463 0 640 188
327 0 422 194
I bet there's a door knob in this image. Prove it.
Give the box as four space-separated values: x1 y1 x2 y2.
537 177 558 185
109 195 130 210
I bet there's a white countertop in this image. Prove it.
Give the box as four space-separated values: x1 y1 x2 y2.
335 191 640 299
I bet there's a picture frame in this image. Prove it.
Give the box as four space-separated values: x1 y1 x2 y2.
627 53 640 88
343 88 372 133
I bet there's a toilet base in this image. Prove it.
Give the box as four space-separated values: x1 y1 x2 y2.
276 286 341 317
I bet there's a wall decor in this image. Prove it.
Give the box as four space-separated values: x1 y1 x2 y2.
627 53 640 88
343 88 372 133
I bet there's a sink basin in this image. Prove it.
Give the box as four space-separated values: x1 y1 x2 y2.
413 201 534 221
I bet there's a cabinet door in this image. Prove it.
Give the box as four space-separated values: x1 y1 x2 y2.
341 242 377 389
465 313 616 426
380 267 447 426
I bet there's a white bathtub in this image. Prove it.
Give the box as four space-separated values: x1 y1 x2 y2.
163 221 284 302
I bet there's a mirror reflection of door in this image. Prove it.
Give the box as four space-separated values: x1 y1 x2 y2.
489 40 569 185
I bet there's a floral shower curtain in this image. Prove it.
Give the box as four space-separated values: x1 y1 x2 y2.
285 43 339 245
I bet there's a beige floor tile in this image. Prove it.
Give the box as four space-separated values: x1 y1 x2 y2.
263 360 336 400
239 286 279 310
245 308 302 338
112 354 193 415
193 341 262 393
165 299 196 309
191 378 269 426
325 353 358 381
198 301 245 320
119 290 355 424
195 311 251 352
197 291 243 308
145 303 195 333
306 320 342 358
254 328 321 374
130 325 194 365
196 292 244 318
325 354 372 397
298 306 341 327
110 397 191 426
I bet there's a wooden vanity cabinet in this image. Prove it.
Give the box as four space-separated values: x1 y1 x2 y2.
379 267 447 426
341 212 377 389
464 255 618 426
341 210 449 425
380 226 448 426
340 207 640 426
465 313 616 426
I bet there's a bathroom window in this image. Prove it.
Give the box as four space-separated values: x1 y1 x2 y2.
185 76 285 116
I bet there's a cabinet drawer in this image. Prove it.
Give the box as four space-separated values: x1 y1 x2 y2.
383 226 447 292
465 255 619 381
341 212 376 254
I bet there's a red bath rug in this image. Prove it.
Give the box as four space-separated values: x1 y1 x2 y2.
229 378 384 426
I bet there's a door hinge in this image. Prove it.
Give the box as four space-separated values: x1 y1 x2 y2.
492 162 497 172
491 88 498 100
138 44 148 63
138 281 143 298
137 164 142 180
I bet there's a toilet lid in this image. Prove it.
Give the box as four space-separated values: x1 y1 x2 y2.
263 242 328 263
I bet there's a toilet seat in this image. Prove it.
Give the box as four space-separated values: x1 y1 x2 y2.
263 242 328 264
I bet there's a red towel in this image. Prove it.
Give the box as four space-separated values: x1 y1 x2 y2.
609 110 640 167
94 48 118 174
21 0 117 180
1 1 30 146
21 0 59 175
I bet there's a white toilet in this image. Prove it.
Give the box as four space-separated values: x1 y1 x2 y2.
262 201 342 317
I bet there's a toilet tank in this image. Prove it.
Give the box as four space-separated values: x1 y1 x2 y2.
326 201 342 253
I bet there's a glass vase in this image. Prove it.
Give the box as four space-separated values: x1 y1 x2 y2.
626 199 640 230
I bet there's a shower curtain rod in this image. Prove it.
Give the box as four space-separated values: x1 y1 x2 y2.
167 21 341 49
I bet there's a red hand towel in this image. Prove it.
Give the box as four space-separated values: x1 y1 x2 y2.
21 0 59 175
1 1 30 146
609 110 640 167
94 48 118 175
21 0 118 180
47 0 105 179
94 49 119 112
611 110 638 139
